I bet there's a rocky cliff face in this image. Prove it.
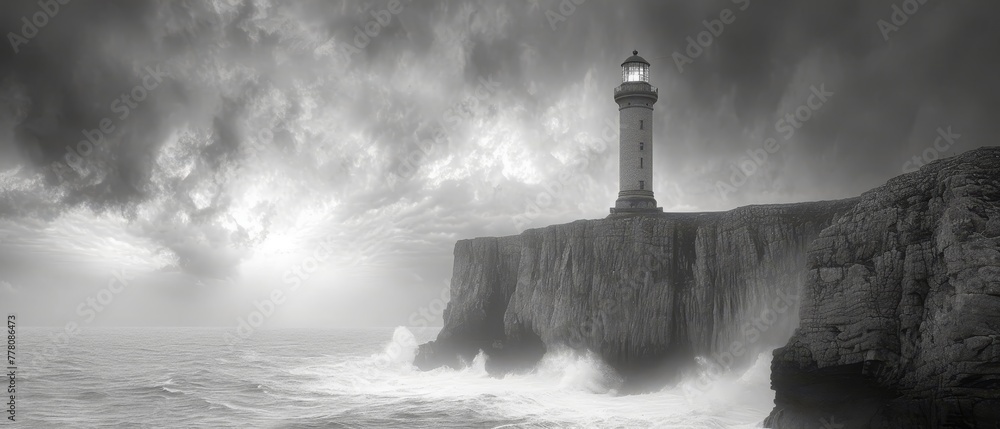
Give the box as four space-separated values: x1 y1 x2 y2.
414 198 859 390
415 147 1000 427
765 147 1000 428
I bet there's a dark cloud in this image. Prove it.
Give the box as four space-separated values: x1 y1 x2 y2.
0 0 997 325
609 0 1000 202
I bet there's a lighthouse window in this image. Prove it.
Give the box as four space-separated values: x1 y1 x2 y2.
639 180 645 190
640 157 643 168
639 120 643 130
624 63 649 82
639 142 644 151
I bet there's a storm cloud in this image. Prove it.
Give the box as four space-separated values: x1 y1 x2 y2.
0 0 997 326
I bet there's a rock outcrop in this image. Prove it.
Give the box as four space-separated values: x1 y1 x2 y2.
415 199 859 390
415 147 1000 427
765 147 1000 428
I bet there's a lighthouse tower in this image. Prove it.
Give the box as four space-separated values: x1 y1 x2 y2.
611 50 662 214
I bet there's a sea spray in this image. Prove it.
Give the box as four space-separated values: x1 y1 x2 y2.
530 348 624 394
678 351 776 411
310 328 774 427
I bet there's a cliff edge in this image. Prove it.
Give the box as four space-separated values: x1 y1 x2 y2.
415 197 858 389
415 147 1000 427
765 147 1000 428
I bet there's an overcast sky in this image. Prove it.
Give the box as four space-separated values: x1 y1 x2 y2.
0 0 997 328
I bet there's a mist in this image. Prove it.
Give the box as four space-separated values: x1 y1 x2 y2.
1 0 998 328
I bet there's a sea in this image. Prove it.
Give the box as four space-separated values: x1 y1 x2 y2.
14 327 776 428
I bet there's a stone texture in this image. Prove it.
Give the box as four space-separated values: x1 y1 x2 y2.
415 199 858 390
413 235 524 371
765 147 1000 428
416 147 1000 427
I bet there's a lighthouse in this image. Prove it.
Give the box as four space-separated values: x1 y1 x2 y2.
611 50 662 214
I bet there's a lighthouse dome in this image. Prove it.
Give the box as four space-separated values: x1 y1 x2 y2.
621 50 649 66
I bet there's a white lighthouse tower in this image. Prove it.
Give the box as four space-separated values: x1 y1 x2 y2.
611 50 662 214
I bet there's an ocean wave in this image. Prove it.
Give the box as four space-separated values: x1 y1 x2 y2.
76 390 111 400
161 385 187 395
528 347 624 394
17 327 776 428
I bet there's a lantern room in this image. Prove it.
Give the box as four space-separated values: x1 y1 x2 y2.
621 50 650 83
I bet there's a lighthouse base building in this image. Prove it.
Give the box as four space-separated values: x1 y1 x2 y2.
610 51 663 215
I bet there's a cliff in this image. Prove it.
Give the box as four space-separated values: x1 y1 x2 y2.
414 198 859 389
765 147 1000 428
415 147 1000 427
